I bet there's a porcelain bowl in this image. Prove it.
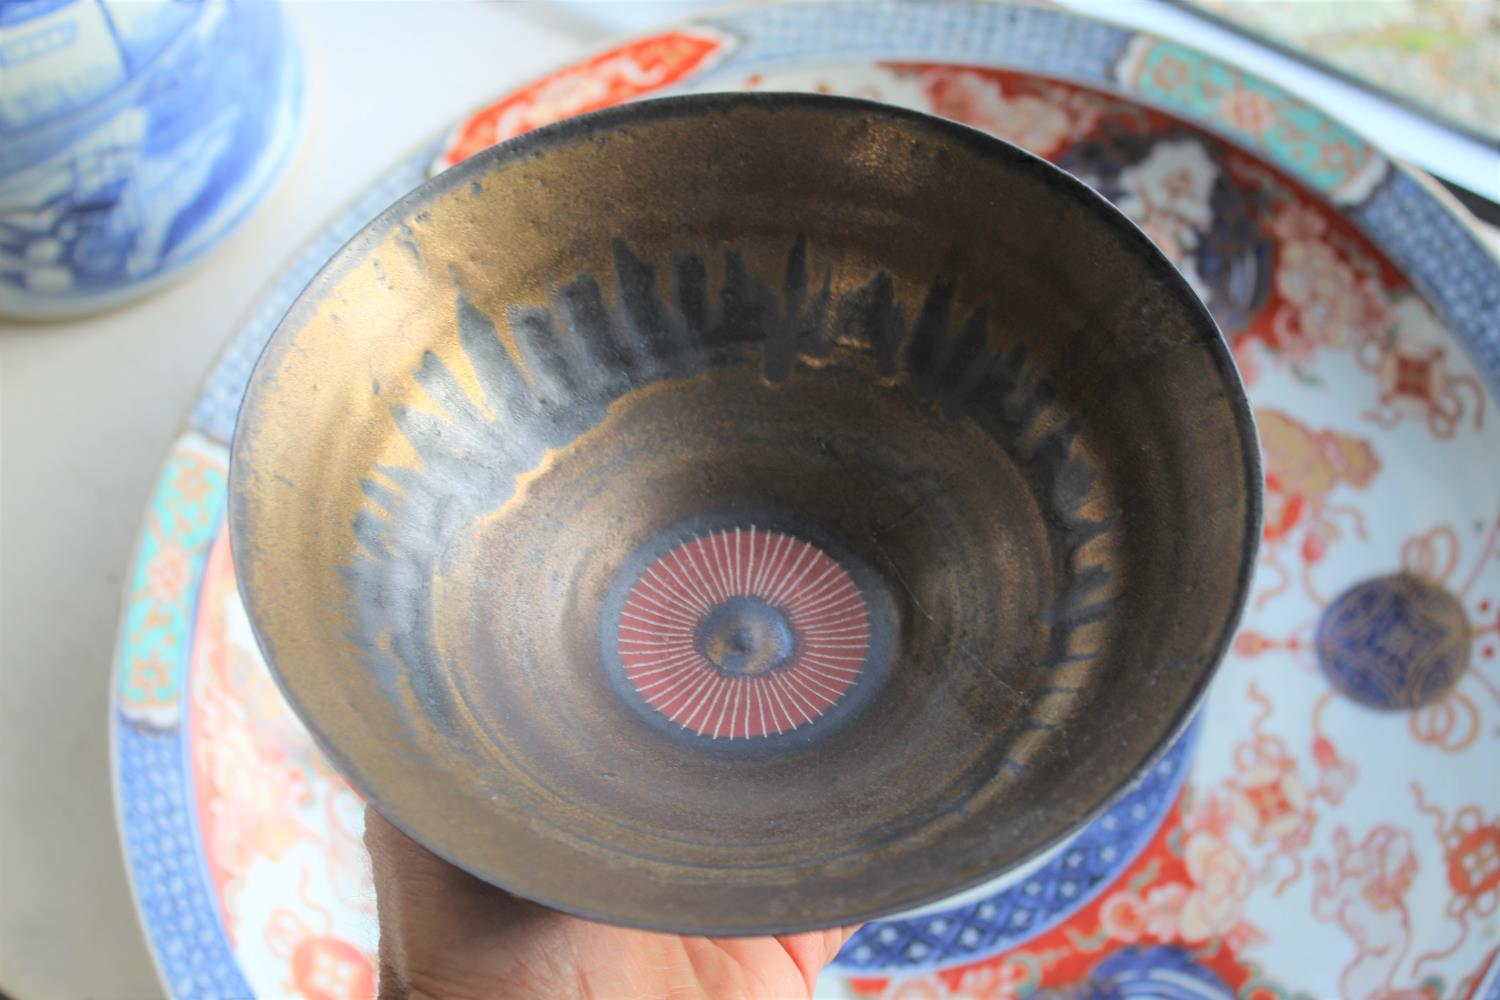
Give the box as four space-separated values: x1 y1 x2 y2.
229 93 1260 934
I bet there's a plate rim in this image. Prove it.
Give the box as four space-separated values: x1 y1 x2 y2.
110 1 1500 993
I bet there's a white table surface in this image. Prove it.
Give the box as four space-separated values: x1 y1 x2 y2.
0 4 613 996
2 2 1495 998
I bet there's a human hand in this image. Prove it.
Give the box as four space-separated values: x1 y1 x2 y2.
365 806 859 1000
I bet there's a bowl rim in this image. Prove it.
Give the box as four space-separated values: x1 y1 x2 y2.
229 90 1264 934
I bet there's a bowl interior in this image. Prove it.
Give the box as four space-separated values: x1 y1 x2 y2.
230 94 1259 933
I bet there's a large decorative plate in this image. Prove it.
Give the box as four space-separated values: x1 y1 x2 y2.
111 4 1500 998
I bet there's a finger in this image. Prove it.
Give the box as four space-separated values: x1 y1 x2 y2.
365 805 580 999
771 921 863 993
364 805 549 927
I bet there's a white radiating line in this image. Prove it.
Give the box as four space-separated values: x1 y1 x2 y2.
788 585 860 619
798 581 857 606
645 662 715 707
798 671 859 694
702 680 727 738
797 569 854 611
683 541 729 608
627 657 701 685
622 645 701 670
621 593 696 626
619 631 694 647
759 538 809 606
781 671 829 721
792 563 852 602
801 623 870 640
624 593 699 625
683 675 728 733
640 668 703 704
648 558 710 613
692 535 732 603
777 562 845 616
744 530 756 593
620 635 697 647
802 633 870 650
798 653 870 668
768 670 818 725
633 569 703 620
800 655 867 668
717 528 730 596
666 545 718 610
763 541 815 606
792 587 864 617
634 662 697 695
752 679 770 736
619 608 696 633
801 613 870 633
789 665 845 701
762 676 791 734
765 530 796 596
792 612 864 634
766 544 827 607
712 681 734 738
763 672 804 728
802 633 869 647
790 600 858 630
718 681 736 738
738 676 753 739
798 662 860 687
678 671 726 730
639 653 709 691
648 660 715 707
626 585 700 620
798 655 863 675
710 530 734 600
788 666 845 700
768 530 804 602
762 542 810 605
751 530 786 597
684 539 723 611
632 653 703 688
790 597 865 626
747 528 768 596
746 526 757 599
624 649 702 677
619 623 694 639
786 580 857 617
724 678 743 739
627 660 701 685
643 562 709 615
721 678 737 740
799 655 866 673
801 652 866 666
733 527 743 596
804 620 876 638
722 528 741 597
697 533 724 602
636 665 699 695
739 677 753 739
746 677 759 737
623 592 699 624
714 680 738 734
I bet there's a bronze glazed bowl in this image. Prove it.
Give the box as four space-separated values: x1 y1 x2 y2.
229 94 1260 934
